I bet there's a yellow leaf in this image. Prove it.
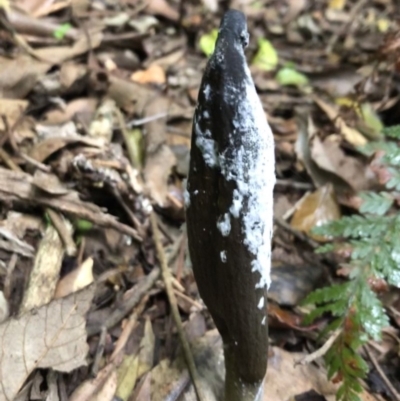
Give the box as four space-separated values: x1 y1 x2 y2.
328 0 346 10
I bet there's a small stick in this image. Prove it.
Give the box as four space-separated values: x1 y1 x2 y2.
364 344 400 401
295 329 341 366
150 212 205 401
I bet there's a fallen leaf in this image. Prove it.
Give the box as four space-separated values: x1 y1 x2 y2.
0 99 28 130
295 113 351 193
276 67 309 87
199 29 218 57
313 95 367 146
252 39 279 72
89 370 117 401
19 223 70 314
291 184 341 241
0 55 50 99
265 347 338 400
0 285 94 401
43 98 98 126
131 64 166 85
311 136 372 191
0 291 9 324
0 167 142 240
55 257 94 299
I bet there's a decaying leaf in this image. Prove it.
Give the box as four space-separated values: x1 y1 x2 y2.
290 184 341 241
313 95 367 146
131 64 166 85
0 167 142 240
55 257 94 299
20 224 68 314
0 285 94 401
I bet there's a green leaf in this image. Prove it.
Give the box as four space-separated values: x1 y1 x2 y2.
53 23 72 40
359 192 393 216
386 167 400 191
252 38 278 71
383 124 400 139
199 29 218 57
74 219 93 232
276 66 309 87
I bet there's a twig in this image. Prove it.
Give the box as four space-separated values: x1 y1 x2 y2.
364 344 400 401
86 267 160 336
47 209 76 256
295 329 341 366
150 212 205 401
326 0 369 53
275 179 314 190
273 216 319 249
127 112 169 128
91 327 107 377
116 107 141 170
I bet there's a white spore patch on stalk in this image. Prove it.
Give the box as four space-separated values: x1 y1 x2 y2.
261 316 266 326
218 57 275 289
183 189 190 208
203 84 211 101
220 250 227 263
217 213 231 236
194 121 219 168
257 296 264 310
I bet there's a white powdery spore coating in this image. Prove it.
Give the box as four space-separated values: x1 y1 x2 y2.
217 213 231 236
261 316 266 326
220 250 227 263
183 189 190 208
257 296 264 310
219 68 275 289
203 84 211 101
195 121 219 168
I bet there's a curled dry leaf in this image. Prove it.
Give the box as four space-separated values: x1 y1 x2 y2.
290 184 341 241
55 257 94 299
0 285 95 401
311 135 373 191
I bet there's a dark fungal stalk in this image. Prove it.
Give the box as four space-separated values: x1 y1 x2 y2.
186 10 275 401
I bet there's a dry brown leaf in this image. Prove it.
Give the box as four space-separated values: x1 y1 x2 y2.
19 223 69 314
290 184 341 241
0 285 94 401
34 30 103 64
312 95 367 146
264 347 338 400
32 170 69 195
0 99 28 130
131 64 166 85
89 370 117 401
295 114 351 194
107 76 157 114
311 136 373 191
29 132 104 163
55 257 94 299
43 98 98 126
0 167 141 240
145 0 179 21
0 55 50 99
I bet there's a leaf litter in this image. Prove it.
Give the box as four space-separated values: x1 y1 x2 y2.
0 0 399 400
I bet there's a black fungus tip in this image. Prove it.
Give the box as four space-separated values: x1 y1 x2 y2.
219 9 249 49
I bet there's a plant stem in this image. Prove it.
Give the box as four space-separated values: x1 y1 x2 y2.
224 345 264 401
